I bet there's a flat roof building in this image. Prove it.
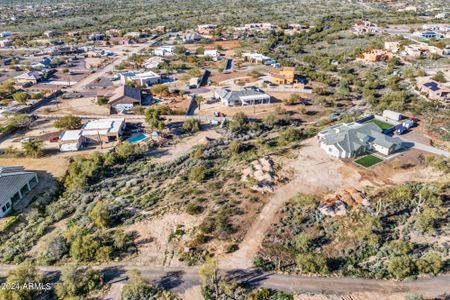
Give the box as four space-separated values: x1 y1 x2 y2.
59 118 125 151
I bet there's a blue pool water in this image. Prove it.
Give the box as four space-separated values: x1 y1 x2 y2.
127 133 149 144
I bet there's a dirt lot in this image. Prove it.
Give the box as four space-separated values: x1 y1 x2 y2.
125 213 204 267
0 155 69 178
38 96 110 116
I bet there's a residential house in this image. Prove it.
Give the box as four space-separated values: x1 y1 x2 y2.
89 33 105 41
204 49 219 58
352 21 382 35
59 118 125 151
119 70 161 87
243 52 275 65
403 44 428 57
435 12 449 19
0 166 39 218
197 24 218 35
43 31 57 38
144 57 164 69
154 46 175 56
416 80 450 104
0 39 12 48
110 37 132 45
318 122 402 158
361 50 393 62
0 31 12 38
384 41 401 53
182 33 202 43
14 71 43 85
270 67 297 85
154 26 166 33
31 57 52 70
215 87 271 106
107 85 142 113
413 31 444 40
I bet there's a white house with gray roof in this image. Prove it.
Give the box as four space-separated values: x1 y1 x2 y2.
318 123 402 158
215 87 271 106
0 166 39 218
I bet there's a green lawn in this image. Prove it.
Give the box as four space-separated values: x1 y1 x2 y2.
364 119 393 130
354 154 383 168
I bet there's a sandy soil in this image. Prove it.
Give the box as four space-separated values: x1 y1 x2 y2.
125 213 204 267
40 96 110 116
0 155 69 178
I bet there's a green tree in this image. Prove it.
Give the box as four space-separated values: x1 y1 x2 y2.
121 270 158 300
89 201 110 229
414 206 439 233
55 265 102 299
115 142 141 160
12 92 30 103
295 233 312 252
278 127 304 145
431 71 447 83
387 255 414 279
229 112 249 132
144 108 165 130
228 141 242 155
188 165 207 182
0 261 44 300
22 139 43 157
295 253 328 275
70 235 100 262
195 95 204 110
54 115 82 130
97 96 109 105
416 252 442 275
183 118 201 133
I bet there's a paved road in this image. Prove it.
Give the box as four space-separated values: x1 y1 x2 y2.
398 136 450 158
1 264 450 298
66 43 149 93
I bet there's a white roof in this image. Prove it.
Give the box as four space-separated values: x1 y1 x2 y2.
122 70 160 81
60 143 80 152
82 118 124 134
59 130 82 142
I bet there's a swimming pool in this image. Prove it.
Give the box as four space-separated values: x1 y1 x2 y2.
127 133 149 144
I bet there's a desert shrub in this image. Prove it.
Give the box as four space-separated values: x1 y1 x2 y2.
54 115 82 130
295 253 329 275
188 165 207 182
39 235 69 265
415 252 442 275
0 261 45 300
55 265 102 299
183 118 201 133
387 255 414 279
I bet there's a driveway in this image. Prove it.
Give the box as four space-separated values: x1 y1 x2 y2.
398 136 450 158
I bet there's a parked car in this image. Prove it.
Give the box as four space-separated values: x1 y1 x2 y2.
49 136 59 142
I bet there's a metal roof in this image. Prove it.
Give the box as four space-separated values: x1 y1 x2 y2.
0 168 37 206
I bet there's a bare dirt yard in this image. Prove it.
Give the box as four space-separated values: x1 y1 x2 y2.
124 213 204 267
38 96 110 116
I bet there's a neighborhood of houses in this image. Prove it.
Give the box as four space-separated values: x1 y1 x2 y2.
0 14 449 221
